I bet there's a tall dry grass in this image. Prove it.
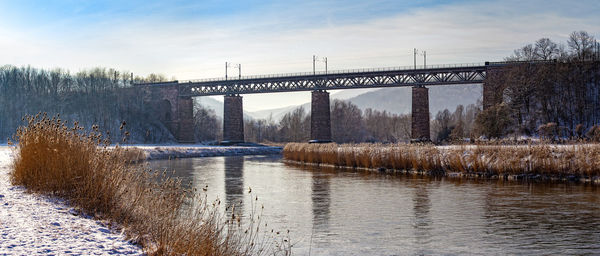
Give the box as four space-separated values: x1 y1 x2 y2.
283 142 600 177
10 113 290 256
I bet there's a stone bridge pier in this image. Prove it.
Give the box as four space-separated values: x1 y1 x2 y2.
223 94 245 143
411 86 430 141
143 83 195 143
310 90 332 143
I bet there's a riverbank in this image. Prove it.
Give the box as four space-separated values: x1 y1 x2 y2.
132 145 282 160
0 147 142 255
283 143 600 184
7 115 290 255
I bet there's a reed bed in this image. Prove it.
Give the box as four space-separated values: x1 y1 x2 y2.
10 114 289 256
283 143 600 177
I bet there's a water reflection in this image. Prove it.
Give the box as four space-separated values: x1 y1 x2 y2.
482 182 600 253
224 156 244 216
149 156 600 255
311 170 331 231
412 181 432 253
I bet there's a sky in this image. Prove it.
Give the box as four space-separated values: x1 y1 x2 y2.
1 0 599 111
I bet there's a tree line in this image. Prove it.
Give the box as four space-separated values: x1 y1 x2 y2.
0 66 173 143
476 30 600 140
194 100 413 143
194 99 479 144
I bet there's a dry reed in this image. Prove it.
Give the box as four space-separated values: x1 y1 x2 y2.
10 113 290 256
283 142 600 177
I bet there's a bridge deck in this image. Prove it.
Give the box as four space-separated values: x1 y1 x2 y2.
135 61 543 96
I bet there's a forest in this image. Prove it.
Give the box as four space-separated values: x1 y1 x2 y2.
0 67 173 143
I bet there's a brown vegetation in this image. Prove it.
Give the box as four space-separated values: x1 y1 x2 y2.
10 113 289 256
284 143 600 177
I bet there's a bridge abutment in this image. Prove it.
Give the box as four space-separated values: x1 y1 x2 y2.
482 82 495 110
310 90 332 143
142 84 195 143
223 94 245 143
411 86 430 141
482 67 504 110
176 96 195 143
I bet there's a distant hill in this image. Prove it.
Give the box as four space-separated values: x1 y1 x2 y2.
247 88 380 121
244 84 482 121
193 97 254 120
248 104 305 121
194 97 224 117
346 84 482 115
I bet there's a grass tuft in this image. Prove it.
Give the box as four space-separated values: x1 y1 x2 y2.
10 113 290 256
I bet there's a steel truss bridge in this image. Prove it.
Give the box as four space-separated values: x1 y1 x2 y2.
135 61 533 96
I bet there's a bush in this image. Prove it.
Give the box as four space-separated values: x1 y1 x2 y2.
474 104 513 138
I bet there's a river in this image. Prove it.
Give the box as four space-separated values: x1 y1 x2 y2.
148 155 600 255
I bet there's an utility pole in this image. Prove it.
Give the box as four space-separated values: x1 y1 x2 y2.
235 64 241 79
313 55 316 75
225 62 229 80
414 48 417 70
423 51 427 69
324 57 328 74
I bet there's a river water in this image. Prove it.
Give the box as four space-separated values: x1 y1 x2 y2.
148 155 600 255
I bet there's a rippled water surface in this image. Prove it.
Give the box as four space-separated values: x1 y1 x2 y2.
148 155 600 255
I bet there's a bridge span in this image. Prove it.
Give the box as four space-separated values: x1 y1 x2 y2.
135 61 526 143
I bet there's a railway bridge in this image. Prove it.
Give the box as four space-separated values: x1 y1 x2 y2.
135 61 523 143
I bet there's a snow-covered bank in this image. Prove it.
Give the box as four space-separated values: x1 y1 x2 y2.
0 147 143 255
133 145 282 160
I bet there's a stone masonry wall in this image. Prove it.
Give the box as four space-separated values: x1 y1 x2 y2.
176 96 195 143
411 86 430 141
310 90 332 142
223 95 244 142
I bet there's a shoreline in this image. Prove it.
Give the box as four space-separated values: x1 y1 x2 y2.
131 145 283 160
283 143 600 185
283 159 600 185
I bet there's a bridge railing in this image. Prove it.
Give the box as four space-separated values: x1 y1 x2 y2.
178 62 486 84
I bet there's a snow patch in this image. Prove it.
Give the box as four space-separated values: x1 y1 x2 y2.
0 147 143 255
131 145 282 160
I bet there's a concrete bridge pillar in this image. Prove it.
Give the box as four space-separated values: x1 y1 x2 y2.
176 96 195 143
223 94 244 143
411 86 430 141
310 90 332 143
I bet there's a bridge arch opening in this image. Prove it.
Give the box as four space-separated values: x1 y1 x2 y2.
159 99 173 122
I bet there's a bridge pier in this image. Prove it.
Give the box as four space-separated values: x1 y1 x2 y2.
411 86 430 141
176 96 195 143
223 94 245 143
310 90 332 143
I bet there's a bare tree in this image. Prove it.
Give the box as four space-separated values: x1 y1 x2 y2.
568 31 595 60
534 38 559 60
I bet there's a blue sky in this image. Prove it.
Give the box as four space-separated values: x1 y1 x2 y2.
1 1 463 26
1 0 599 110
